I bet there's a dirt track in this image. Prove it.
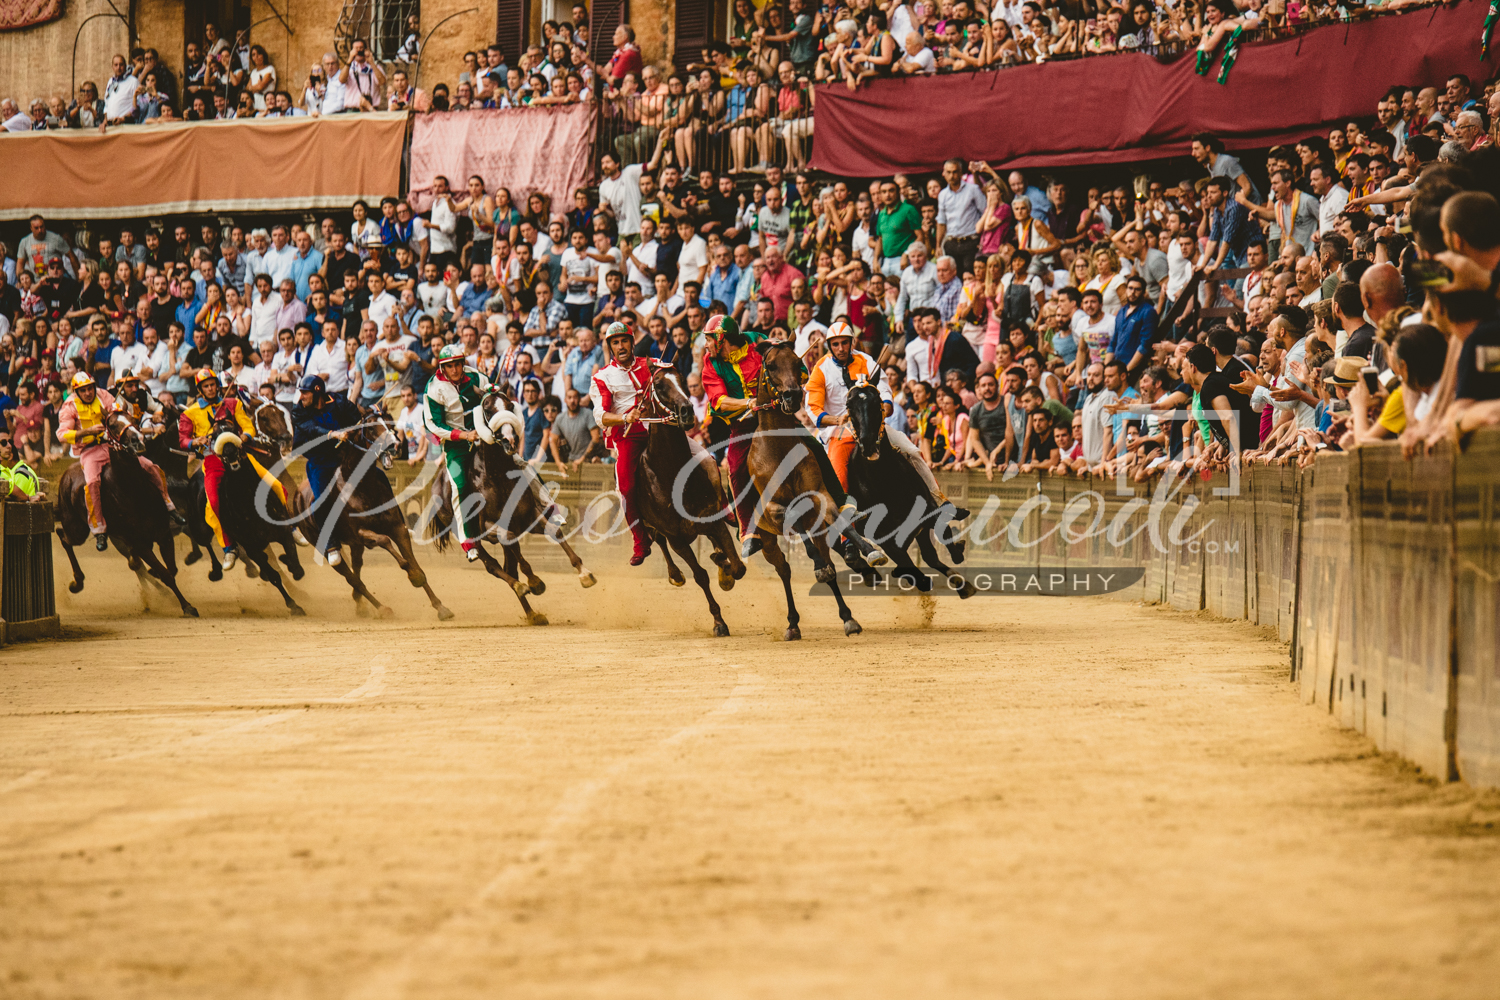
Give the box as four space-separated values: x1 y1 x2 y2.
2 541 1500 999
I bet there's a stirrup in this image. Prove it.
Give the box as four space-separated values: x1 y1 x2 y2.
93 534 109 552
740 535 763 559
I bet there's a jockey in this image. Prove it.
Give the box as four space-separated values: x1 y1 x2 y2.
698 314 766 557
291 373 364 566
806 320 964 519
589 320 656 566
423 344 491 562
179 369 287 571
112 369 166 438
58 371 181 549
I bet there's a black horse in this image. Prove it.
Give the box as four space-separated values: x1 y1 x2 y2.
206 417 306 615
844 379 975 598
55 411 199 616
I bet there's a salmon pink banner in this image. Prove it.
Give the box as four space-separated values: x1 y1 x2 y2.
408 105 594 217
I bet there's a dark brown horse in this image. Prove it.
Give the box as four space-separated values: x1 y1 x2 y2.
632 361 746 637
428 389 597 625
291 414 454 620
206 414 305 615
55 411 199 617
747 341 862 641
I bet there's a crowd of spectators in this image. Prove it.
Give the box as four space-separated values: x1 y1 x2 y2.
2 8 1499 492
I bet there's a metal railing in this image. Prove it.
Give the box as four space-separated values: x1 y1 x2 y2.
592 89 814 177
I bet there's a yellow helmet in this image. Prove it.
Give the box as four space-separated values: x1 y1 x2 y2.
70 371 96 391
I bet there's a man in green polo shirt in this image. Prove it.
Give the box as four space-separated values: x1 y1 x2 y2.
875 178 923 279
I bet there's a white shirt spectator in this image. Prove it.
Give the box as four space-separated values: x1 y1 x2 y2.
428 197 458 256
322 75 349 115
262 243 296 286
677 235 709 286
903 335 933 386
1080 387 1119 464
249 291 281 343
599 163 644 237
637 291 684 322
310 338 349 393
143 340 172 396
593 245 624 296
1318 184 1349 239
417 279 452 320
793 318 829 356
103 73 138 121
109 341 150 384
559 246 600 305
936 181 987 239
903 44 937 75
367 289 398 327
625 238 658 291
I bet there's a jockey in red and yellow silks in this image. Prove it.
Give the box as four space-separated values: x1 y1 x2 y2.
178 370 286 567
56 371 178 548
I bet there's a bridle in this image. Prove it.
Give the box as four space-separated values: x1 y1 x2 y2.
104 411 144 455
755 341 807 415
635 364 690 426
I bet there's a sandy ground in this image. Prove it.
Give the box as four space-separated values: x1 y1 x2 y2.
2 538 1499 1000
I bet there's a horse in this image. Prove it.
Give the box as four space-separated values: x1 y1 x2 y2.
746 341 863 641
844 379 976 598
206 415 306 615
292 413 455 620
633 361 746 637
426 389 597 625
54 410 199 617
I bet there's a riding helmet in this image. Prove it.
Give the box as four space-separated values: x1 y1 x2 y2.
825 320 856 343
194 370 220 393
603 320 633 344
703 314 740 339
437 344 467 363
69 371 96 390
297 373 327 394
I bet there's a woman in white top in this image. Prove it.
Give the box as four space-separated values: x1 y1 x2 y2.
224 285 252 339
350 200 381 260
1084 245 1126 316
246 45 277 113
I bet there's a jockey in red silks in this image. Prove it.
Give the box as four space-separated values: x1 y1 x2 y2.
589 320 656 566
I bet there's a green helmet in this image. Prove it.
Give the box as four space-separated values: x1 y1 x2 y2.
437 344 467 364
603 321 633 343
703 314 740 339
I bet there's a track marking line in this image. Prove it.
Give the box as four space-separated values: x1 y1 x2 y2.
345 666 764 1000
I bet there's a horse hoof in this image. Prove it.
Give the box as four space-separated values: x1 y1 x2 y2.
527 612 550 626
377 606 395 619
668 573 685 588
183 607 200 618
844 619 863 637
578 571 597 588
184 551 202 566
292 530 309 546
68 580 84 594
512 581 531 598
717 570 736 592
947 541 966 565
208 569 223 582
784 627 801 641
436 606 456 621
355 602 371 618
713 622 730 637
290 567 305 581
288 605 307 617
527 579 546 596
814 564 836 585
865 550 890 568
244 562 260 579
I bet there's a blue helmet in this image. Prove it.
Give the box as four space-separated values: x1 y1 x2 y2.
297 374 326 394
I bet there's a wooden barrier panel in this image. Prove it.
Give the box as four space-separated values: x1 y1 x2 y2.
1 500 60 644
1455 430 1500 787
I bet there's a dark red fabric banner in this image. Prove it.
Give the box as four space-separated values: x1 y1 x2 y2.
810 0 1491 176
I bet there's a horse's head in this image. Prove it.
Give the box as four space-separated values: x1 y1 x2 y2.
646 362 696 428
478 389 524 450
347 412 399 470
756 341 806 415
106 410 146 456
248 397 293 450
212 418 245 470
847 377 886 460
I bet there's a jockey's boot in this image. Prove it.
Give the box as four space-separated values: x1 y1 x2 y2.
629 529 653 567
93 533 109 552
461 540 480 563
326 545 344 567
740 534 763 559
167 508 187 533
221 547 238 571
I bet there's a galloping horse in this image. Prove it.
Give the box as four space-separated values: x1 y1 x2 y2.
428 389 597 625
207 415 305 615
55 411 199 616
747 341 863 640
633 361 746 637
844 379 975 598
293 413 454 620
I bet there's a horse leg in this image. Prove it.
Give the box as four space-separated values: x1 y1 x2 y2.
548 533 597 588
138 539 199 617
252 547 305 616
812 533 863 636
184 537 203 565
915 532 975 599
658 534 686 587
758 530 801 642
506 543 545 597
205 544 224 582
801 535 837 585
277 531 306 580
475 545 545 624
707 520 747 589
883 540 931 592
56 527 85 594
668 535 729 637
240 546 260 579
371 524 454 621
337 543 389 618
